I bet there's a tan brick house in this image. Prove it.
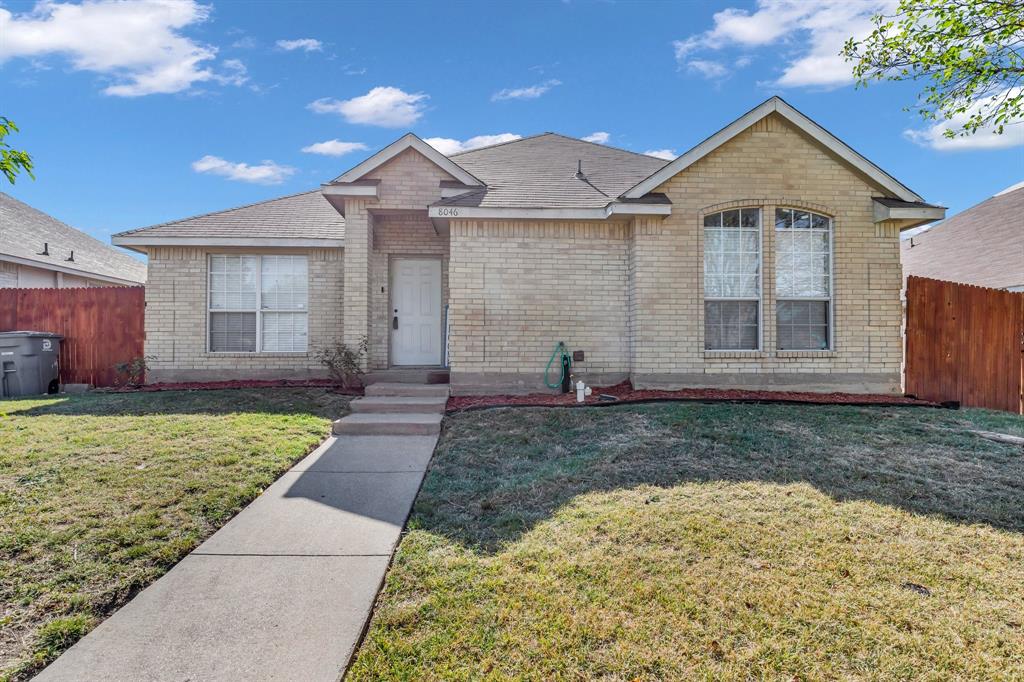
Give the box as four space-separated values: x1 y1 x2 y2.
113 97 944 394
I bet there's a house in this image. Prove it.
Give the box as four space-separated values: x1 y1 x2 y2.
901 182 1024 292
1 192 146 288
112 96 944 394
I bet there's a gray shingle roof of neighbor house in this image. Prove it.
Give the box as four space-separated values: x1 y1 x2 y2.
113 190 346 247
901 182 1024 291
436 133 670 208
0 192 147 284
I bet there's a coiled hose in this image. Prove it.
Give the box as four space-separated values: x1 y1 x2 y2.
544 341 571 390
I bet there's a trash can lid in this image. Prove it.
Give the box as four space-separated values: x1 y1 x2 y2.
0 331 64 339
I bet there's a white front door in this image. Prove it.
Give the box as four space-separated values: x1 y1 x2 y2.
391 258 442 366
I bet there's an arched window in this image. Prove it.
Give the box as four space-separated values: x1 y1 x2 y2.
775 208 832 350
703 208 761 350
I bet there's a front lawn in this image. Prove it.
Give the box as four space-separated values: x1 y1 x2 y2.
350 403 1024 680
0 388 348 681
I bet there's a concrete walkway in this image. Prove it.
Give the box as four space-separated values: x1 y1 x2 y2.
38 385 447 682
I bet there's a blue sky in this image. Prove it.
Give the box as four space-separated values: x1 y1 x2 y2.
2 0 1021 254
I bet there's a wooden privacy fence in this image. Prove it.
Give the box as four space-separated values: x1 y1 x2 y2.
905 276 1023 414
0 287 145 387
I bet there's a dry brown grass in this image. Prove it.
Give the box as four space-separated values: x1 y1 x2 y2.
349 402 1024 680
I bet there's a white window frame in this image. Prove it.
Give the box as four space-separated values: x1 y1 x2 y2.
207 254 309 354
774 208 835 351
703 207 764 352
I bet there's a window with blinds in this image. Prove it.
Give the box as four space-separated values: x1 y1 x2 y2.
208 254 308 353
704 208 761 350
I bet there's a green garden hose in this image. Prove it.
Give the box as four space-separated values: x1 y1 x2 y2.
544 341 571 390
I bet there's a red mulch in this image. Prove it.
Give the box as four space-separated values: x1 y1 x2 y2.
99 379 363 395
446 381 941 412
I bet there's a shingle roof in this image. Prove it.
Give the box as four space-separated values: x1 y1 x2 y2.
0 192 147 284
901 184 1024 290
437 133 669 208
113 190 345 241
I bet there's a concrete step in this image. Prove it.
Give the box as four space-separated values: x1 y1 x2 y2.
332 412 442 436
364 369 450 385
350 396 448 414
364 382 450 398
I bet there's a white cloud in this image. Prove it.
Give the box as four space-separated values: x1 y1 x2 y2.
687 59 730 79
491 79 561 101
644 149 677 160
673 0 893 88
582 132 610 144
191 155 295 184
0 0 246 97
276 38 322 52
301 139 370 156
424 133 522 155
309 86 427 127
903 89 1024 151
217 59 248 87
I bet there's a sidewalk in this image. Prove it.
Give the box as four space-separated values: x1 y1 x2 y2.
36 434 437 681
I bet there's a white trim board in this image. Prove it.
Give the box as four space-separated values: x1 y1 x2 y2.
0 253 144 286
330 133 484 188
321 184 378 198
428 202 671 220
623 96 925 203
872 200 945 225
112 236 345 250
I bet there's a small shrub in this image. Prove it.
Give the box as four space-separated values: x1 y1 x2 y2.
113 355 154 387
315 337 368 389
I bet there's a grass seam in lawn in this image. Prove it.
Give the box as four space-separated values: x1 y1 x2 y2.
445 396 951 415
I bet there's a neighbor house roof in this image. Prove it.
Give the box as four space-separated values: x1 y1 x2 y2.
435 133 669 209
113 190 346 250
0 192 146 284
901 183 1024 290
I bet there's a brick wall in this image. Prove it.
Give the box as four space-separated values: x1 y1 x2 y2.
448 220 631 393
446 113 903 394
144 246 343 382
633 112 902 391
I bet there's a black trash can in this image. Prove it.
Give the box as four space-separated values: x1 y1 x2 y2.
0 331 63 398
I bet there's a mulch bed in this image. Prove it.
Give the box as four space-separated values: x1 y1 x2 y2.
98 379 363 395
446 381 943 412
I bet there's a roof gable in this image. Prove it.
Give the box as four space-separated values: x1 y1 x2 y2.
624 96 923 203
330 133 483 187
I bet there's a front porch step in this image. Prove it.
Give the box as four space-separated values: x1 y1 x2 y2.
350 396 448 414
364 369 450 385
332 412 442 436
364 382 451 398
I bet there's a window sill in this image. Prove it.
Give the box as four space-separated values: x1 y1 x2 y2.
703 351 770 359
204 352 310 358
776 350 835 358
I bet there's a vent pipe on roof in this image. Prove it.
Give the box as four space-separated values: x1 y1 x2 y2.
574 159 587 180
38 242 49 256
66 251 75 262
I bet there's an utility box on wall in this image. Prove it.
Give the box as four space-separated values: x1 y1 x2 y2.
0 331 63 398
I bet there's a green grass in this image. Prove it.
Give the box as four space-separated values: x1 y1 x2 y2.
349 403 1024 681
0 388 349 681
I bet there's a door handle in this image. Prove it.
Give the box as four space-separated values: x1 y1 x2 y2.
393 310 398 330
